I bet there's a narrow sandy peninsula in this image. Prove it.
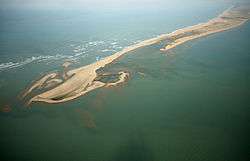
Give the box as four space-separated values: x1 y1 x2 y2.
22 5 250 105
160 5 250 51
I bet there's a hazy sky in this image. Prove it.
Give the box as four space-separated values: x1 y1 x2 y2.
0 0 244 9
1 0 184 7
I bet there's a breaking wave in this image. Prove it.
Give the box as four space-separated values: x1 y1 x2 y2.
0 39 126 72
0 53 88 72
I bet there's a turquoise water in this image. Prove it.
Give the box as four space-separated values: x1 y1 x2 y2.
0 2 249 161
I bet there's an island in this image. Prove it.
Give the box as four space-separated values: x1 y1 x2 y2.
21 5 250 105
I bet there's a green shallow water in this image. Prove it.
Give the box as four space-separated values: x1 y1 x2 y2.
0 5 250 161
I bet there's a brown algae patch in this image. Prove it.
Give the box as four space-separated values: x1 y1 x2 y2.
1 105 12 113
76 109 97 129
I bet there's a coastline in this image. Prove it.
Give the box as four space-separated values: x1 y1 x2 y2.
160 6 249 51
22 5 250 105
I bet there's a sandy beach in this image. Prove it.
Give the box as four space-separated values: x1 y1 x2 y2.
22 5 250 105
160 5 250 51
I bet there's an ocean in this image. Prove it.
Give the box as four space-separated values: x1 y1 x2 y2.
0 1 249 161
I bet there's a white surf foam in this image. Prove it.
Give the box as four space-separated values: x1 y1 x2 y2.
0 53 89 72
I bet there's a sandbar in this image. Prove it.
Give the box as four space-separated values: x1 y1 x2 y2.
160 5 250 51
22 5 250 105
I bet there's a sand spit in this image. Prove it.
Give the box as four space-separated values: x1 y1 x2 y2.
160 5 250 51
23 62 130 105
105 71 129 87
21 73 58 99
44 79 63 89
22 5 249 105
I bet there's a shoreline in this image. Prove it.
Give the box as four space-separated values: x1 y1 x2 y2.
22 5 250 105
160 6 249 51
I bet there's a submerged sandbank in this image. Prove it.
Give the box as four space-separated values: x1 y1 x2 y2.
22 5 250 105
